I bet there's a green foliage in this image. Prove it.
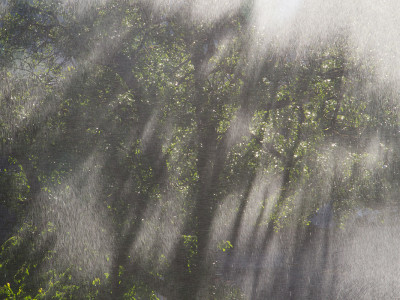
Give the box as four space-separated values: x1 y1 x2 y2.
182 235 198 273
1 0 400 298
0 157 29 212
217 240 233 252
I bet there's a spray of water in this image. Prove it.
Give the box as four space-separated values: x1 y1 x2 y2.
2 0 400 299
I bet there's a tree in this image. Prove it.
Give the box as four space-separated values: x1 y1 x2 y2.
1 1 400 299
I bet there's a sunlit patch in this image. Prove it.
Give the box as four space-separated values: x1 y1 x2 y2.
251 0 303 32
33 153 113 279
